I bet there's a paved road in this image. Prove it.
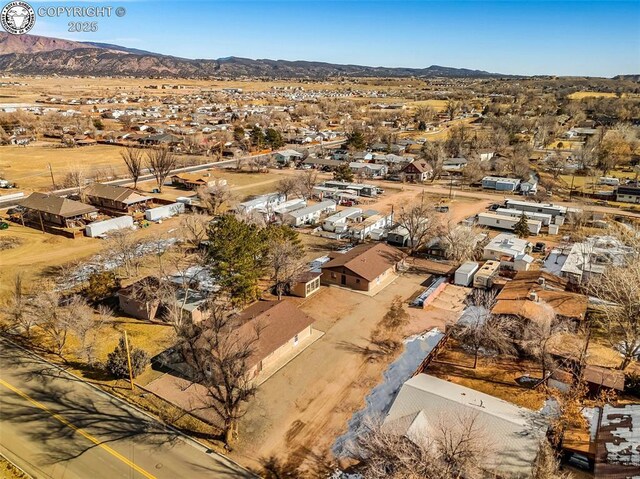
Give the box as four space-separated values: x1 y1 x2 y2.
0 339 254 479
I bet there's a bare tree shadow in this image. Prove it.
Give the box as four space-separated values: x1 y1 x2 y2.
0 340 250 477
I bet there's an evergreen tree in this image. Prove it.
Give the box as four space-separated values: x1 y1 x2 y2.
265 128 285 149
207 215 268 305
333 163 354 182
106 336 149 379
513 213 530 238
345 129 367 150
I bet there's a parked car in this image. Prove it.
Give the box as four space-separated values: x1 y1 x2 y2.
532 242 546 253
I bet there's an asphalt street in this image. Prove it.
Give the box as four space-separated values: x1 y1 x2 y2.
0 338 254 479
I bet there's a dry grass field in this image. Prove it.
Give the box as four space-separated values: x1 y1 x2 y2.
0 76 421 106
0 142 131 191
567 91 619 100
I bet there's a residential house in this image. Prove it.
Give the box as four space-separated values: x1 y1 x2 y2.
322 207 362 232
349 162 387 178
275 149 304 166
170 172 227 190
20 192 98 228
117 277 163 321
482 176 521 192
491 270 588 324
401 160 433 183
442 157 467 173
226 300 316 377
348 211 394 241
482 233 533 271
504 199 568 219
237 193 286 214
383 374 548 478
560 236 635 284
321 243 404 292
84 183 151 214
615 186 640 204
139 133 183 147
477 212 542 235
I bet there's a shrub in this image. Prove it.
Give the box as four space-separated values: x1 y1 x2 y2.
106 336 149 379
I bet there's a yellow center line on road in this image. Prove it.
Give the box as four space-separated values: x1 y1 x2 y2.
0 378 158 479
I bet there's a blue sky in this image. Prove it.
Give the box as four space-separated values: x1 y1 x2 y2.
26 1 640 76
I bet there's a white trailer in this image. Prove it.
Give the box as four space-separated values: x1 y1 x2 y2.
454 261 479 287
477 212 542 235
145 202 185 221
85 215 134 237
504 199 567 218
322 207 362 232
284 200 336 227
495 208 553 226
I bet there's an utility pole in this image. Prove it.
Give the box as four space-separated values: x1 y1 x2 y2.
569 174 575 200
48 163 56 189
123 331 135 391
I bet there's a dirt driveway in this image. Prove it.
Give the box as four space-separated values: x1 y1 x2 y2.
232 270 455 472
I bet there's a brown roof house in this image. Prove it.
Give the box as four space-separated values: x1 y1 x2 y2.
117 277 163 321
20 192 98 228
201 300 316 378
170 172 227 190
400 160 433 183
321 243 405 292
84 183 151 214
118 277 209 323
491 271 588 324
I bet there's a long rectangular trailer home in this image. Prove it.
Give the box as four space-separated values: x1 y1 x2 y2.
504 199 567 218
478 212 542 235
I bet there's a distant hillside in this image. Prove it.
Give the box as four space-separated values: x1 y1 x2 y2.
0 32 512 79
612 74 640 82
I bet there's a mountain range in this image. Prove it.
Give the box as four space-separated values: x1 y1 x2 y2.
0 32 510 79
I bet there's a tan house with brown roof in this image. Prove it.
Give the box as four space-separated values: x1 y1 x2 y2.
84 183 151 214
228 300 316 377
321 243 404 292
20 192 98 228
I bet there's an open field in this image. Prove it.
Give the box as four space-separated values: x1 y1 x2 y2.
0 214 184 302
1 142 132 191
567 91 619 100
0 76 424 106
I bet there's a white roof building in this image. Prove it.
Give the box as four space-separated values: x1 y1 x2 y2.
561 236 635 284
384 374 547 477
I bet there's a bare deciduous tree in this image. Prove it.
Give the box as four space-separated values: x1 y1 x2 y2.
145 146 176 192
521 305 569 380
296 169 318 199
454 290 516 369
197 182 234 216
267 237 305 300
120 147 145 189
105 229 143 278
397 201 441 255
179 300 261 446
7 273 37 338
442 224 478 263
349 413 489 479
587 261 640 369
276 177 298 200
